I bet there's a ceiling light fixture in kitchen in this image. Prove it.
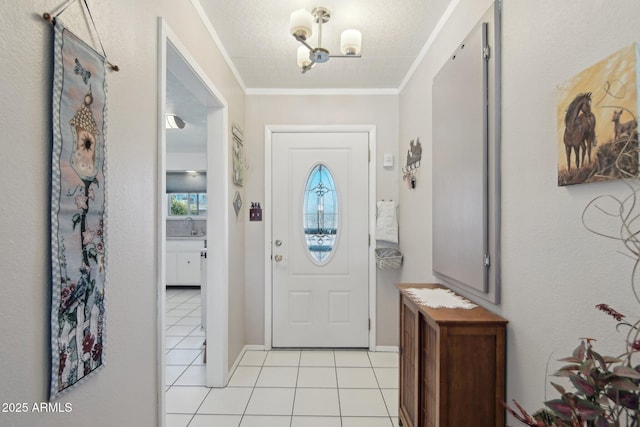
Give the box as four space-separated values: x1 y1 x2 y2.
165 114 185 129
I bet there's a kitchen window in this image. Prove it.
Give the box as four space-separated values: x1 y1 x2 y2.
168 193 207 216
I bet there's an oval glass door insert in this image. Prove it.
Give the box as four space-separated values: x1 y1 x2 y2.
303 163 338 265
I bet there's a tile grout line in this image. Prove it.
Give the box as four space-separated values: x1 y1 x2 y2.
165 295 199 388
238 350 268 426
166 295 199 320
288 350 302 427
368 351 395 427
182 386 212 426
183 411 197 427
366 351 394 423
332 350 344 427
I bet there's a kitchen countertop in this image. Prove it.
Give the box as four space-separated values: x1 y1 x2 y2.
167 236 206 241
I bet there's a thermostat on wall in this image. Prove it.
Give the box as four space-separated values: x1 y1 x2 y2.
383 153 394 168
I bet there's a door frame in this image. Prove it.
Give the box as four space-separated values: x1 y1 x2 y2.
264 124 377 351
157 18 230 426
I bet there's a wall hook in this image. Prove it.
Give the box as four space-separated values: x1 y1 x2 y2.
402 137 422 188
403 137 422 174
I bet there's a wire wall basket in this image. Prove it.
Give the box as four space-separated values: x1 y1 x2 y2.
375 247 403 269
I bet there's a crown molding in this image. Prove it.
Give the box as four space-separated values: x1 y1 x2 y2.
191 0 247 93
398 0 461 93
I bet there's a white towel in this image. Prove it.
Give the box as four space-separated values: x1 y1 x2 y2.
376 200 398 243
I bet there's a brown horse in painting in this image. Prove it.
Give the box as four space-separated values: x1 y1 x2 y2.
563 92 597 170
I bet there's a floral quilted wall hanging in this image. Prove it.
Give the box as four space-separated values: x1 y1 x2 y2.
49 19 108 399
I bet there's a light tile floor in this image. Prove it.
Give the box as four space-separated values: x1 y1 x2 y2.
165 287 400 427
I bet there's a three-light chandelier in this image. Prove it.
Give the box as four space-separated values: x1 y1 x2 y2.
289 7 362 73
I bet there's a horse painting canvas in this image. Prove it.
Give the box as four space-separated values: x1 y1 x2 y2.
557 43 640 186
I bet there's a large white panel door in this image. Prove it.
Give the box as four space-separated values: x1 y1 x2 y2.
272 132 369 347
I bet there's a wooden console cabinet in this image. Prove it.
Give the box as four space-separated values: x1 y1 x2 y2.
397 283 507 427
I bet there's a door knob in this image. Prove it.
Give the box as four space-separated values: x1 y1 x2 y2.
274 254 284 262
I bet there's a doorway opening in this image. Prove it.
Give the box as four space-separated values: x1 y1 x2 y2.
157 18 230 426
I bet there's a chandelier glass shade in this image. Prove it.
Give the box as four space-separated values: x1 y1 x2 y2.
340 29 362 55
289 7 362 73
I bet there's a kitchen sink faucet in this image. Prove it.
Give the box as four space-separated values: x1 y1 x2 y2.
184 216 197 236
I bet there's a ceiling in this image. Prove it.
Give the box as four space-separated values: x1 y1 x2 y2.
166 0 454 155
197 0 454 91
166 69 208 154
165 48 210 155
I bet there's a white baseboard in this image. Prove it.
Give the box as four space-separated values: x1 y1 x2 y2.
375 345 399 353
244 344 266 351
227 344 267 380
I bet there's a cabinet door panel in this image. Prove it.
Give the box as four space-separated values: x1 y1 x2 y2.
177 252 201 284
166 240 204 286
399 297 419 427
447 331 499 425
420 319 438 427
166 252 178 284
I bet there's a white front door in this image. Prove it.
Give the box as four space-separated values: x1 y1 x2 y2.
272 131 369 348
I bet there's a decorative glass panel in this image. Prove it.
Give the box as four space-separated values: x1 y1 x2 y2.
303 164 338 264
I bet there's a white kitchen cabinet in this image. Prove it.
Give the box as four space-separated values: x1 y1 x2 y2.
166 240 204 286
176 252 201 284
166 251 179 284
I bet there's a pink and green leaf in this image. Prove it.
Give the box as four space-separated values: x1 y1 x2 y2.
570 375 596 395
573 341 587 360
573 398 603 420
550 382 567 395
553 363 581 377
608 377 639 392
545 399 574 420
580 359 595 376
612 365 640 379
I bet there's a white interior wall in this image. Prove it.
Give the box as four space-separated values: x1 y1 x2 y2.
399 0 640 419
244 94 401 346
0 1 244 425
